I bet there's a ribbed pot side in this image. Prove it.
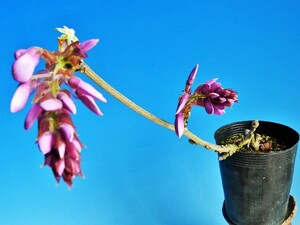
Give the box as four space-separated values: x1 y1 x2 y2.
215 121 299 225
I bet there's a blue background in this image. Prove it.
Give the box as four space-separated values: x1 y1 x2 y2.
1 0 299 224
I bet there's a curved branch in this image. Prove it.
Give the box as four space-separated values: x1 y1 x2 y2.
78 62 237 155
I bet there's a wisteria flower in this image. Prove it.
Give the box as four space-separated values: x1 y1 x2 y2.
175 65 238 137
10 27 106 187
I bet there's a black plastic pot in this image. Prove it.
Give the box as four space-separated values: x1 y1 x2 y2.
214 121 299 225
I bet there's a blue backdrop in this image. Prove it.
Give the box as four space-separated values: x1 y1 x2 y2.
1 0 299 224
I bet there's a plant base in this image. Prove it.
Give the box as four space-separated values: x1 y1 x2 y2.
222 195 297 225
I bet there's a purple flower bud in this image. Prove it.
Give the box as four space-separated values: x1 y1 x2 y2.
38 131 53 155
10 82 32 113
225 98 235 106
174 65 238 137
197 83 210 94
14 49 27 59
80 39 99 53
77 93 103 115
57 92 76 114
204 99 213 114
57 143 66 159
210 80 221 91
55 158 65 177
204 99 225 115
175 112 185 137
208 93 220 99
194 78 219 94
67 144 81 160
205 78 218 86
12 48 40 83
24 104 43 130
186 64 198 86
217 97 227 103
68 77 107 102
175 93 190 115
65 156 81 175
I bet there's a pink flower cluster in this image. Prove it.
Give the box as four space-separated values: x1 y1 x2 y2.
10 38 106 186
175 65 238 137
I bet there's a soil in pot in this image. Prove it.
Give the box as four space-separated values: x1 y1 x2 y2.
221 133 286 153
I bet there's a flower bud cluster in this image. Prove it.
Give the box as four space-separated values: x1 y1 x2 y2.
175 65 238 137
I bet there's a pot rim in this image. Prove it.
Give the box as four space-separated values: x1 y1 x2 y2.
215 120 299 154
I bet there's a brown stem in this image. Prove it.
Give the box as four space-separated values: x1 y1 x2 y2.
78 62 237 155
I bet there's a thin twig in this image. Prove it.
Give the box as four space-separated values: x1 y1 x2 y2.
79 62 236 154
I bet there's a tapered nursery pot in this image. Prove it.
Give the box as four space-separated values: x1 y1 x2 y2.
214 121 299 225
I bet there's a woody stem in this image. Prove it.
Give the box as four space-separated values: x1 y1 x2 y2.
79 62 236 154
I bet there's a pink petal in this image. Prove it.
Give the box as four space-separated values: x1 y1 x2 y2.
57 143 66 159
215 87 223 95
175 93 189 114
210 80 221 91
14 49 27 59
55 159 65 176
213 104 225 115
80 39 99 53
224 98 235 106
205 78 218 86
217 97 226 103
200 83 210 94
60 123 74 142
38 132 53 155
57 92 76 114
68 77 107 102
73 161 81 175
186 64 199 86
24 104 43 130
12 48 40 83
72 139 82 152
215 103 225 110
204 99 214 114
78 93 103 115
213 108 225 115
208 93 219 99
39 99 63 111
175 113 185 138
10 82 32 113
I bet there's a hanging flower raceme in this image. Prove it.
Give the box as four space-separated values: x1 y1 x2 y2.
10 26 106 187
175 65 238 137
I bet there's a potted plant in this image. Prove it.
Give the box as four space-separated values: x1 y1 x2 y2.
10 26 299 224
215 120 298 225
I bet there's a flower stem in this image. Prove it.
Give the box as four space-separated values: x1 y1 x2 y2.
79 62 237 156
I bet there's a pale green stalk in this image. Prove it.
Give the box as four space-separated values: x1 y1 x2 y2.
79 62 239 158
